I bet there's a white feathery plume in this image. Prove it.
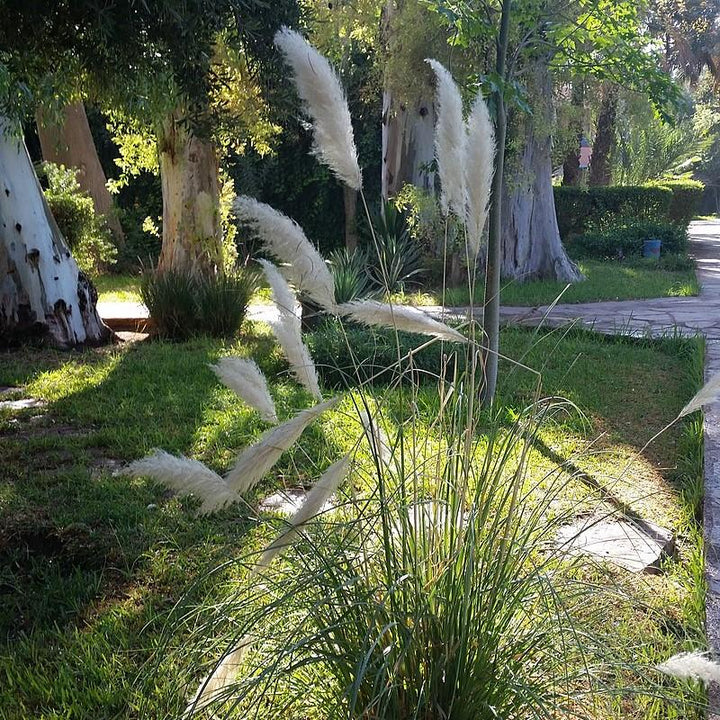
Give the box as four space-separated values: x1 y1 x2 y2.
120 450 238 515
274 27 362 190
657 651 720 684
185 637 252 716
679 372 720 417
464 91 495 256
359 409 392 466
210 356 278 424
257 258 299 319
337 299 467 343
259 259 322 400
254 453 352 572
234 196 336 311
426 59 466 218
225 397 339 494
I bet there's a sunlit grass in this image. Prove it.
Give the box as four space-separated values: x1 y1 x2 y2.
0 327 706 718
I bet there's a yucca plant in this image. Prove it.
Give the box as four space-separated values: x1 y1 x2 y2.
327 247 373 304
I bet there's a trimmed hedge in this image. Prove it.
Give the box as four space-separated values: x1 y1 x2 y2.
554 179 704 240
572 220 688 259
648 179 705 226
307 319 466 388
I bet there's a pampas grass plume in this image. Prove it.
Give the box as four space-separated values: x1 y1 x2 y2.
225 397 339 494
465 91 495 256
210 356 277 424
337 299 467 343
255 453 352 571
185 637 252 716
234 196 336 311
120 450 238 515
275 27 362 190
259 259 322 400
657 651 720 684
679 372 720 416
426 59 466 218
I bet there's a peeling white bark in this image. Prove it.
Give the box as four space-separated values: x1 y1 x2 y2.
0 120 110 347
381 92 436 200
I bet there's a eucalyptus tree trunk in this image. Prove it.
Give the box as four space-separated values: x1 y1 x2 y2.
36 101 125 245
589 84 618 186
561 81 584 186
381 93 436 199
157 110 223 278
501 60 583 283
0 121 110 347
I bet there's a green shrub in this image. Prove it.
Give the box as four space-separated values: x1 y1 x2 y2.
196 269 257 338
41 162 117 276
572 220 687 259
650 178 705 226
141 267 257 340
308 319 464 388
554 185 673 240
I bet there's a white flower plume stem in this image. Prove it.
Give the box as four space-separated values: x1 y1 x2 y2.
255 453 352 572
225 397 339 494
274 27 362 190
337 299 467 343
426 59 466 218
210 356 278 424
464 91 495 256
258 258 299 319
679 372 720 417
234 196 336 311
185 637 252 716
657 651 720 684
359 409 392 466
259 260 322 400
120 450 238 515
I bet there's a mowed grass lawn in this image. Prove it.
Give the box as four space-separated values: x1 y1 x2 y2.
0 324 706 718
94 256 699 311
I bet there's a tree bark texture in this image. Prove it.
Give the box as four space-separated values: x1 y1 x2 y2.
561 81 585 186
36 102 125 245
501 62 584 283
0 122 110 347
589 84 618 186
157 111 223 278
381 92 436 199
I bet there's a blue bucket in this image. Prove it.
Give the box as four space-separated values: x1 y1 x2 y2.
643 238 662 259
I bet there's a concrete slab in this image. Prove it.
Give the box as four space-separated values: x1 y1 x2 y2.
0 398 45 411
557 516 674 573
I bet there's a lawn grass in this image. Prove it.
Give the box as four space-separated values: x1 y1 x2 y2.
0 325 706 718
94 273 143 304
96 255 699 311
409 258 699 307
